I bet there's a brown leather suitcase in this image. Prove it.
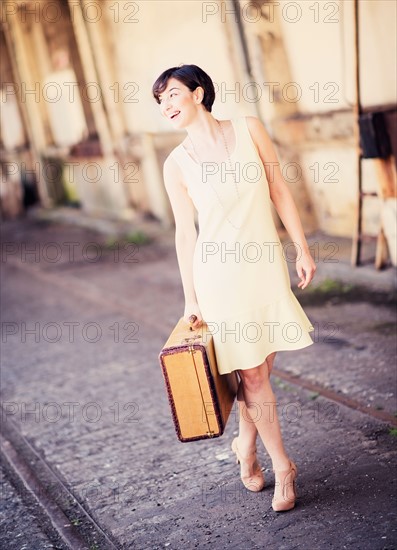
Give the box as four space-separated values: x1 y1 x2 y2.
158 316 239 442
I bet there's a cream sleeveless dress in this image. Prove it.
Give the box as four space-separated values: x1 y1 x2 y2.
170 115 314 375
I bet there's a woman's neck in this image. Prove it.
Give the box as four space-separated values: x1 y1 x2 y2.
184 111 220 148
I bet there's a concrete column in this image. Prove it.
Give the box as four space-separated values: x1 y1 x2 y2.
236 0 317 232
81 0 126 147
3 16 52 206
27 18 54 146
67 0 114 157
140 133 172 227
240 0 298 122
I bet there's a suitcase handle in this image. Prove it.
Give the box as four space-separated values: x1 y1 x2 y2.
182 315 202 343
181 334 202 343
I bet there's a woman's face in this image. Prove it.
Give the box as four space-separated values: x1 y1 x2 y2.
158 77 202 128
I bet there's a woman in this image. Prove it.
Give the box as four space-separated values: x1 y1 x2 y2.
152 64 316 512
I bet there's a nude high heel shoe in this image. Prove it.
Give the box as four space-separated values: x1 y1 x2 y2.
231 437 265 492
272 460 298 512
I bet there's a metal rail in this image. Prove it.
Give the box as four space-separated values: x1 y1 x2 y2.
0 413 118 550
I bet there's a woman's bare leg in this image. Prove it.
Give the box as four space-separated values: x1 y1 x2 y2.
236 352 277 477
237 352 290 471
236 379 257 452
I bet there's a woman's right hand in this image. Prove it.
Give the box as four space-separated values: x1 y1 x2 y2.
183 302 204 330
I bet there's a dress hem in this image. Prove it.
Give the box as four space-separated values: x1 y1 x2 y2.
216 337 314 375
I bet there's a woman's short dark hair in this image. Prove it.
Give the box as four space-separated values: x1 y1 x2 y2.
152 64 215 112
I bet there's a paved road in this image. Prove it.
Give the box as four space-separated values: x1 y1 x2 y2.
1 218 396 549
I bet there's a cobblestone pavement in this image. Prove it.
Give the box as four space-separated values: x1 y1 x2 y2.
1 216 396 550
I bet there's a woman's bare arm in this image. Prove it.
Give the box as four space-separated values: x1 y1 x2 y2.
163 154 203 326
246 116 316 289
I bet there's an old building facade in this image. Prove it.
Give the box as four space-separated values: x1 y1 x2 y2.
1 0 396 265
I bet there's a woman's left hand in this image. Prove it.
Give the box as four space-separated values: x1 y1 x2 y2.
296 249 316 290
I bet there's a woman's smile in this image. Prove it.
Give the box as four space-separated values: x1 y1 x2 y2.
169 110 180 120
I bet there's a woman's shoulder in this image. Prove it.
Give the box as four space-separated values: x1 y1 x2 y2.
241 115 262 130
241 116 272 146
231 115 265 138
164 146 182 170
164 141 185 166
163 145 189 192
231 115 260 125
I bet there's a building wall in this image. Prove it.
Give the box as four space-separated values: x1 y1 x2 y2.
240 0 396 238
0 0 396 257
108 0 255 134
